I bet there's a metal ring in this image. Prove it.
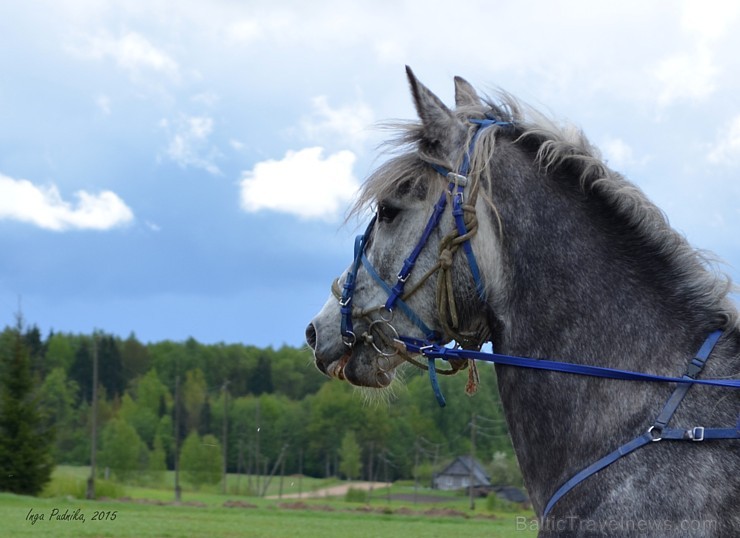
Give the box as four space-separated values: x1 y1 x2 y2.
378 307 394 322
368 319 400 357
342 331 356 348
647 426 662 442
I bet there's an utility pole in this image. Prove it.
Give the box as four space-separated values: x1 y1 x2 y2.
298 448 303 499
469 412 477 511
413 438 419 504
237 439 244 495
247 439 254 493
221 380 229 494
260 444 288 497
367 442 374 503
255 400 261 495
278 452 286 499
86 334 98 500
174 374 182 502
383 450 390 504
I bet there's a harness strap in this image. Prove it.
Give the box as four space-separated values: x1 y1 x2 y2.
652 330 723 431
541 329 736 517
542 432 654 517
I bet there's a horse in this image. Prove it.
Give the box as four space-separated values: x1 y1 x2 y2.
305 67 739 536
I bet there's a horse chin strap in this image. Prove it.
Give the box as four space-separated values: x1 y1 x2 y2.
334 118 505 406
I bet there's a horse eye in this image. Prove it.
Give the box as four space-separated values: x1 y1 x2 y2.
377 203 401 223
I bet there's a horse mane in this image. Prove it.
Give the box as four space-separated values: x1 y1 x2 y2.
353 91 738 329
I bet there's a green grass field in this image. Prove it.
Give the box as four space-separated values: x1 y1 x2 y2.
0 466 538 538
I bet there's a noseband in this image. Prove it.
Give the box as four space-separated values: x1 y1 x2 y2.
333 118 508 401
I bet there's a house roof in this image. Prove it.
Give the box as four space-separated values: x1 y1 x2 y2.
435 456 491 485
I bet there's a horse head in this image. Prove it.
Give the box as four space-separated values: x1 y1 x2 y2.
306 67 506 388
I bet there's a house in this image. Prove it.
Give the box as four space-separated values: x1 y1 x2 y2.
493 485 530 507
432 456 491 491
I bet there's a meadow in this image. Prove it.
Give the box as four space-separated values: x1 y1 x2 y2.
0 466 538 538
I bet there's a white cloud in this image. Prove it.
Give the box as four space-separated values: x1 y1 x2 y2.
680 0 740 42
0 174 134 231
601 137 636 170
301 96 375 149
95 94 111 115
229 139 245 151
226 19 263 43
654 46 718 107
162 115 221 174
239 147 359 220
81 31 180 81
651 0 740 108
708 115 740 164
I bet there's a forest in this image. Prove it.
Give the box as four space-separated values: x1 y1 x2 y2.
0 319 521 494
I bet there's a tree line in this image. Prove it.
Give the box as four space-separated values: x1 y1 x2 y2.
0 320 520 495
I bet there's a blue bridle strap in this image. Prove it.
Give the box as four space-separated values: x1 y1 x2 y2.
360 251 437 340
451 182 486 299
339 216 376 345
385 188 450 312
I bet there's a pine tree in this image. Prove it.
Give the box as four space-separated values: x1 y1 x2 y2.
0 319 54 495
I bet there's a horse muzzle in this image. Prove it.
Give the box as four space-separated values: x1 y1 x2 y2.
305 319 397 388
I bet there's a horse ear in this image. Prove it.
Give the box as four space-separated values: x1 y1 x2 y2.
406 66 463 148
454 76 481 108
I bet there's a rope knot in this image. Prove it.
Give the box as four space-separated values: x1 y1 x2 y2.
439 249 454 269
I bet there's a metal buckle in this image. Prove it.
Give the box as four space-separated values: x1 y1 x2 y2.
447 172 468 187
689 426 705 442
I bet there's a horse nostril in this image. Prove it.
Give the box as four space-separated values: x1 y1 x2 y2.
305 323 318 350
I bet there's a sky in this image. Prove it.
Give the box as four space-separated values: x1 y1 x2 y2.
1 0 739 348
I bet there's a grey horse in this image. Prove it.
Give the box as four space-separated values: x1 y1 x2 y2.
306 68 739 536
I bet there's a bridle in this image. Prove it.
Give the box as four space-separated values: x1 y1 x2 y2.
330 114 740 518
333 117 505 398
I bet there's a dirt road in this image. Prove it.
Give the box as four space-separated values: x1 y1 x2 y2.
266 481 390 500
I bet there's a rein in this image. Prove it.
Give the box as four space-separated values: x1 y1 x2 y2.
333 115 740 518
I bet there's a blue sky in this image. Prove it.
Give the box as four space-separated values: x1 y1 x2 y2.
1 0 739 347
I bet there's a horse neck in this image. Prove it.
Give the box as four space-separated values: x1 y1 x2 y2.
481 146 736 512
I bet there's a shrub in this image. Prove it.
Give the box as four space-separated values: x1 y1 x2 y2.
344 488 368 503
41 472 125 499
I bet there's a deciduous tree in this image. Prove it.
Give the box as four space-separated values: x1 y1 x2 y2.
180 432 223 488
339 431 362 480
